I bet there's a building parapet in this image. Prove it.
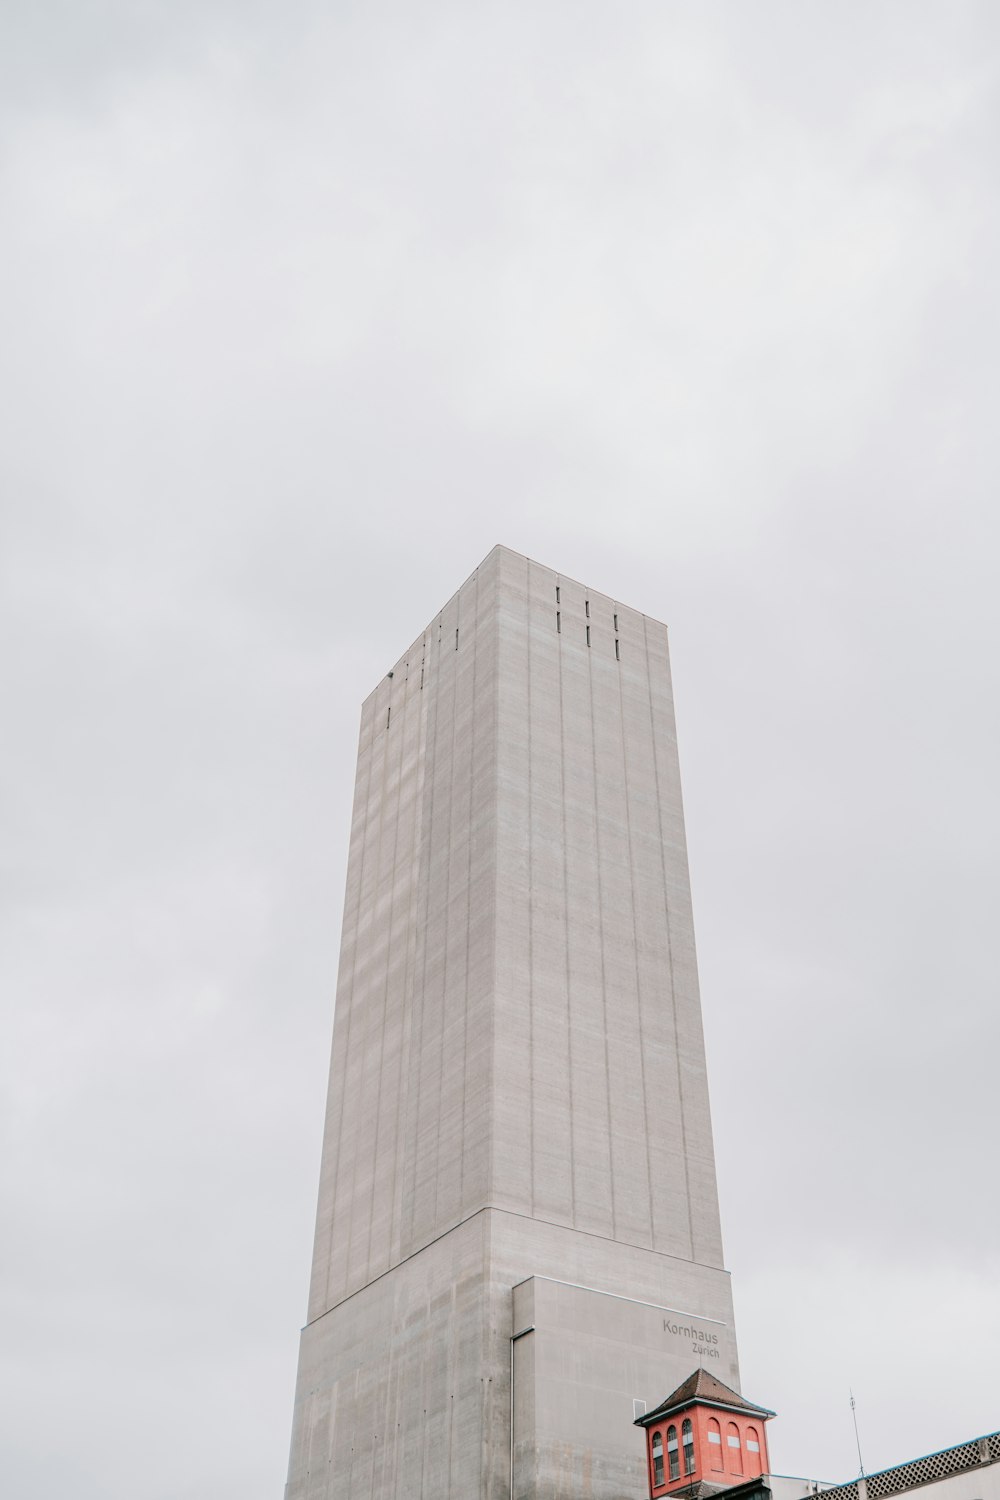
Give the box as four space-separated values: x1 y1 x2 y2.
817 1431 1000 1500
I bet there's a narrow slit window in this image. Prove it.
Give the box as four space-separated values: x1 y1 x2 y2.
556 611 561 633
615 639 620 661
614 612 618 631
386 706 391 729
455 628 459 650
586 624 591 646
556 585 560 603
585 599 590 617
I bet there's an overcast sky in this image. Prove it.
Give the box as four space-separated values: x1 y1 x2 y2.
3 3 999 1496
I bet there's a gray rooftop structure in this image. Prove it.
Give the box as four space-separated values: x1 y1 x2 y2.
819 1433 1000 1500
283 545 739 1499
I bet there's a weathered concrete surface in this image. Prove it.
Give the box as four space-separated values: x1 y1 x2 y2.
285 547 736 1499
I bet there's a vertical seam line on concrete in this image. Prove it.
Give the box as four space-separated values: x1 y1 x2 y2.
432 596 460 1230
458 568 479 1217
388 1351 401 1498
617 612 656 1249
367 1397 378 1500
387 634 425 1264
481 1201 491 1500
321 702 377 1312
363 658 409 1280
557 579 577 1227
448 1282 459 1493
324 1375 338 1498
372 1346 389 1498
643 614 695 1259
394 636 428 1259
405 623 442 1251
431 591 461 1236
589 598 618 1240
418 1328 429 1500
345 1366 359 1495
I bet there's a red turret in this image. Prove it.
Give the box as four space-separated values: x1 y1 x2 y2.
635 1370 775 1499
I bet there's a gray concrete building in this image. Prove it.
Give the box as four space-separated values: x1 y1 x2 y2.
284 545 739 1500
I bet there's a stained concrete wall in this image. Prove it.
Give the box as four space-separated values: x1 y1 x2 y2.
491 548 723 1264
511 1271 738 1500
307 550 500 1321
286 546 736 1500
288 1207 736 1500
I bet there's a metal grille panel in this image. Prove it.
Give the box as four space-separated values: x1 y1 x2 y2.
865 1440 980 1499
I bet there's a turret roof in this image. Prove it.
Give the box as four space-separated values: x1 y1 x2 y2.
635 1368 775 1426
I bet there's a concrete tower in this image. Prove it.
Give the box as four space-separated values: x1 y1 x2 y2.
284 546 738 1500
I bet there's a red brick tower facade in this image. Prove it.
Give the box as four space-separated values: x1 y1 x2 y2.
635 1370 775 1500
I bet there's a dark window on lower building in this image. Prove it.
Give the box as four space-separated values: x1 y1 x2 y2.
652 1432 664 1487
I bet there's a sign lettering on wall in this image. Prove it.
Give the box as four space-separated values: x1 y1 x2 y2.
663 1318 721 1361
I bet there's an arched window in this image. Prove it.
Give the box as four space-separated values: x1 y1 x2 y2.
747 1426 762 1478
667 1424 680 1481
683 1418 695 1475
727 1422 743 1475
708 1417 723 1472
652 1432 665 1487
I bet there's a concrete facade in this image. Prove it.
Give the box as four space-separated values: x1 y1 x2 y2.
285 546 737 1500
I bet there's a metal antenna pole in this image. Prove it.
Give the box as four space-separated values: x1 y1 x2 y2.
850 1390 866 1479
